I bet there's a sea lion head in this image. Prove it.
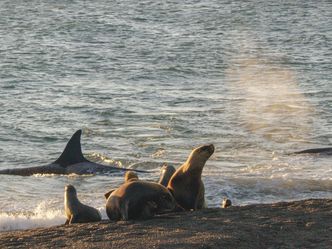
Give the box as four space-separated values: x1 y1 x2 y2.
160 165 176 176
65 184 77 196
185 144 214 170
158 165 176 187
125 171 139 182
221 198 232 208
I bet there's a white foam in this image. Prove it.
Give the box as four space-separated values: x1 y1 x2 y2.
0 211 64 232
0 201 108 232
0 201 65 232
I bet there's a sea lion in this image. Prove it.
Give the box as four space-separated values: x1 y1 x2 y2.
104 171 140 199
64 185 101 224
105 181 176 220
167 144 214 211
221 198 232 208
158 165 176 187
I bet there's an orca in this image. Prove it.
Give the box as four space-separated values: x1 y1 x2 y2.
0 130 148 176
293 147 332 155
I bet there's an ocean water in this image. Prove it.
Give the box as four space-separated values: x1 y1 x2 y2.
0 0 331 231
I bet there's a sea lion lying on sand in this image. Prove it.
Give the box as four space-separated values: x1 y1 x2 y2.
167 144 214 211
105 181 177 220
64 185 101 224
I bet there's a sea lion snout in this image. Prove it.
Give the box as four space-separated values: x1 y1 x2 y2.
203 144 215 154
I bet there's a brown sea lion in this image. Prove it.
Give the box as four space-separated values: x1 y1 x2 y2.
221 198 232 208
158 165 176 187
104 171 140 199
167 144 214 211
64 185 101 224
105 181 176 220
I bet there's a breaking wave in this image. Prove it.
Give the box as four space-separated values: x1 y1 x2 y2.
0 201 107 232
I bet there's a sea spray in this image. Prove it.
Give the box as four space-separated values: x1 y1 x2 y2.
0 201 64 232
0 200 107 231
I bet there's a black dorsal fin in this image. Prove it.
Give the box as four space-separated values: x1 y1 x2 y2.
53 130 89 167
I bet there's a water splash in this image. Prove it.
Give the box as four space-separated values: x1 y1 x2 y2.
0 201 64 232
0 201 108 232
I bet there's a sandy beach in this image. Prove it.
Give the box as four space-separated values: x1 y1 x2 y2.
0 198 331 249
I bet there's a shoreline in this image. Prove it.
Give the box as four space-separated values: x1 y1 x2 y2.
1 198 331 248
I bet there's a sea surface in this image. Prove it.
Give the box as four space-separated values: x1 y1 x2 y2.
0 0 331 231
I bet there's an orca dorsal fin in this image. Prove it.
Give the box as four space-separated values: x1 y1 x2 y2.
54 130 89 167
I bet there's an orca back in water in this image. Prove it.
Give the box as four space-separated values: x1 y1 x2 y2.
0 130 148 176
293 147 332 155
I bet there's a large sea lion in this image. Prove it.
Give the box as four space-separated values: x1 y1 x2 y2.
105 181 176 220
64 185 102 224
158 165 176 187
167 144 214 211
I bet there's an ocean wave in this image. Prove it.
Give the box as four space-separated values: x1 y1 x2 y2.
0 202 64 232
205 176 332 207
0 201 107 232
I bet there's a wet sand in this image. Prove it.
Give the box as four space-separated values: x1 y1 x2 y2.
0 199 331 249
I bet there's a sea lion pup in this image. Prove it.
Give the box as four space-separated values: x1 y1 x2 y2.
64 185 101 224
105 181 177 220
104 171 139 199
221 198 232 208
167 144 215 211
158 165 176 187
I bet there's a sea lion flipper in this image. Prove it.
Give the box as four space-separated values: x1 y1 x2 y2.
140 202 157 219
70 214 80 224
64 219 70 225
53 130 89 167
194 183 206 209
121 201 129 220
